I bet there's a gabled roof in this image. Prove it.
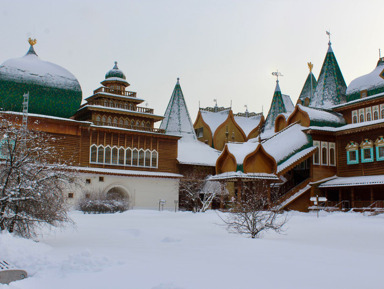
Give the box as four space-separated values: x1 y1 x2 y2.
160 79 196 140
310 42 347 109
294 104 345 127
346 58 384 101
298 71 317 105
261 123 311 166
264 80 294 131
225 142 259 165
177 138 221 166
234 113 263 137
199 108 230 137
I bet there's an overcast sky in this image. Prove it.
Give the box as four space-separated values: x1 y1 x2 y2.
1 0 383 123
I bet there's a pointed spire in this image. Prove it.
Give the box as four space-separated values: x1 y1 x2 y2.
310 35 346 109
159 78 197 140
298 63 317 106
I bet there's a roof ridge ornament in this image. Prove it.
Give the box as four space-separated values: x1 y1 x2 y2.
113 61 118 69
326 30 331 46
26 38 38 56
28 38 37 46
272 70 283 82
307 62 313 73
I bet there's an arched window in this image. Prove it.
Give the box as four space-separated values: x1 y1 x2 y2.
145 149 151 167
367 112 371 121
353 116 358 123
107 116 112 126
109 100 114 107
146 122 151 128
111 147 118 164
119 118 124 127
329 148 335 166
118 147 125 165
381 109 384 119
138 149 145 166
136 120 140 127
90 145 97 163
131 120 135 127
313 141 320 165
374 111 379 120
96 115 101 124
151 151 158 168
102 115 106 124
132 149 139 166
105 146 112 164
125 148 132 166
141 121 145 127
360 114 364 122
97 146 104 163
124 119 129 127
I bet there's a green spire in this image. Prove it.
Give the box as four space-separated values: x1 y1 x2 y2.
160 78 196 140
310 41 347 108
264 80 292 131
298 70 317 106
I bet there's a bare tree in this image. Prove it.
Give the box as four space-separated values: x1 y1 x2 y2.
0 117 76 238
179 173 224 212
220 180 287 239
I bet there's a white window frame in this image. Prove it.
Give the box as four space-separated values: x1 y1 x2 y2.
329 142 336 166
313 141 320 165
321 142 328 166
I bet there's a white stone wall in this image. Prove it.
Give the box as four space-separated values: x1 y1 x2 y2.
67 172 180 211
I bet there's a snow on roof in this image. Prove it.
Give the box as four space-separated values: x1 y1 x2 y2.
200 109 230 136
262 124 310 165
233 114 262 136
226 141 259 165
177 138 220 166
0 53 80 91
87 91 145 102
71 166 182 178
282 94 295 113
101 77 129 85
276 147 317 174
160 81 196 140
332 91 384 109
208 171 280 181
306 117 384 133
319 175 384 188
0 111 91 124
298 104 345 126
346 62 384 95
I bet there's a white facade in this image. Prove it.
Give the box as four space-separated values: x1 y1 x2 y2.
68 170 180 211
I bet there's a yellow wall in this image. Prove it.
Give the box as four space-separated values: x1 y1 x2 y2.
193 112 213 147
214 116 246 150
243 147 275 174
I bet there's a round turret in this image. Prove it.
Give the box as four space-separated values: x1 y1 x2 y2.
0 39 82 118
105 61 126 80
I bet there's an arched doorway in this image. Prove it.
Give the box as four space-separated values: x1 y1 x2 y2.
105 186 130 208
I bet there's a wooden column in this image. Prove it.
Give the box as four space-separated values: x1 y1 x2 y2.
237 181 242 203
370 187 374 203
351 187 355 208
267 182 271 205
338 188 342 209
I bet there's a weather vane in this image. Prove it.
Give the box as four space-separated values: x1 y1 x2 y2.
272 70 283 81
28 37 37 46
326 30 331 44
307 62 313 72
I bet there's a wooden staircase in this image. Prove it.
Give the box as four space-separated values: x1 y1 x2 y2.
276 178 311 209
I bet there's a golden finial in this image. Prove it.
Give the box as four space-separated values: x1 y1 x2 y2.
307 62 313 72
28 38 37 46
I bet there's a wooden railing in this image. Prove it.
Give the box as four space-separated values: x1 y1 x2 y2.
94 87 137 98
276 178 311 208
91 100 154 114
94 121 165 134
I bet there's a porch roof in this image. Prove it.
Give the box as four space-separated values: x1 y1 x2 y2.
319 175 384 188
208 171 280 182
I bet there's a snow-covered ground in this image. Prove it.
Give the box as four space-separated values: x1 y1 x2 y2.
1 210 384 289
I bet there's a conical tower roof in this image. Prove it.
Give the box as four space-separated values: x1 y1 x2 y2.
264 80 294 131
160 78 197 140
298 67 317 106
310 41 347 108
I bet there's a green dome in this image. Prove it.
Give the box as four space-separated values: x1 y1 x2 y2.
0 43 82 118
105 61 126 80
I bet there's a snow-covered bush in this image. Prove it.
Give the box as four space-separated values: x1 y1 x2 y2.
78 192 129 214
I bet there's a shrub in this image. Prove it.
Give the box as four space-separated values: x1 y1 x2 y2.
78 193 129 214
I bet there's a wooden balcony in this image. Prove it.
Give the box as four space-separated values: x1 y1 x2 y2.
94 87 137 98
94 121 165 134
91 100 154 114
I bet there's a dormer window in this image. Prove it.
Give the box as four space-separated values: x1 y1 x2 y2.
360 90 367 98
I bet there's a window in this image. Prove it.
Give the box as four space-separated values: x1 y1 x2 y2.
321 142 328 165
352 110 358 124
132 149 139 166
360 139 374 163
375 136 384 161
138 149 145 166
105 146 111 164
99 176 104 182
68 193 74 199
346 141 359 165
90 145 97 163
86 179 91 184
359 109 365 122
118 147 125 165
195 127 204 138
107 117 112 126
329 142 336 166
366 107 372 122
145 149 151 167
381 104 384 119
111 147 118 164
373 106 379 120
126 148 132 166
102 115 106 124
313 141 320 165
151 151 158 168
119 118 124 127
97 146 104 163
